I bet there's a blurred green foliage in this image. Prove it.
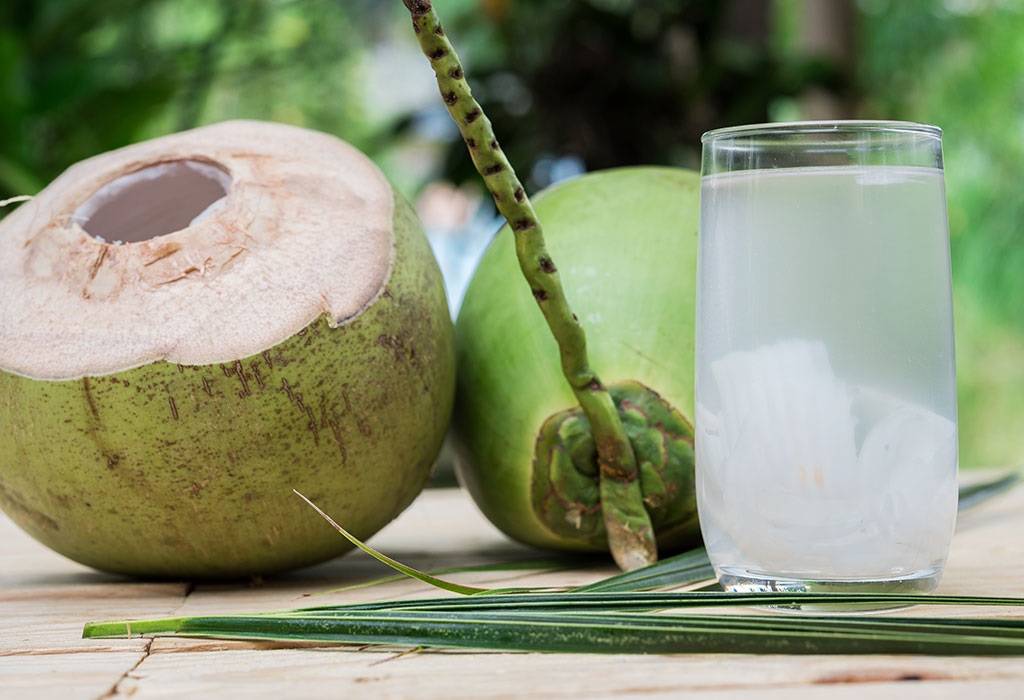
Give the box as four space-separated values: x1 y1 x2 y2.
431 0 851 189
1 0 1021 466
0 0 386 199
859 0 1024 467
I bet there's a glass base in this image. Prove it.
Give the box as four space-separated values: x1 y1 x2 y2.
717 567 943 613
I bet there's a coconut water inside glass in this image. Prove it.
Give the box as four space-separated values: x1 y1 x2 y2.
696 122 958 602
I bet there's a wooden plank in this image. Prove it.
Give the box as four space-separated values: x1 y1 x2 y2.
106 647 1024 699
2 472 1024 699
0 652 148 700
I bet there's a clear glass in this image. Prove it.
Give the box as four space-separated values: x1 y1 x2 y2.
695 121 958 610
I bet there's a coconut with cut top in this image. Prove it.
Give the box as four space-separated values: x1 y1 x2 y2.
0 120 455 578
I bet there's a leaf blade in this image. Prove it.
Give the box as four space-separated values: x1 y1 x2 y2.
84 608 1024 656
958 469 1022 510
293 490 489 596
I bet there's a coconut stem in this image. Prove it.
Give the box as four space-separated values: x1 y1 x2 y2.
402 0 656 571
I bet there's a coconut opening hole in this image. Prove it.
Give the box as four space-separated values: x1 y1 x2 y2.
75 159 232 244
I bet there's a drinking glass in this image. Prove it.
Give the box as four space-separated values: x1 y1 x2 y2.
695 121 958 605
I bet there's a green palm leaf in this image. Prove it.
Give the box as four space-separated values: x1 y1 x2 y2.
84 593 1024 655
958 470 1021 509
82 473 1024 656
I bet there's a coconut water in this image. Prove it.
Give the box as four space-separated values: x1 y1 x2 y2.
696 165 958 593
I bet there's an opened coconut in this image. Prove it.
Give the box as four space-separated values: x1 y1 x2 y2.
0 120 455 578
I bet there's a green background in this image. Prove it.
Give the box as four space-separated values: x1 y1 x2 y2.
1 0 1020 468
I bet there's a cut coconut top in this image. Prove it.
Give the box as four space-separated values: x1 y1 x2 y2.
0 120 396 380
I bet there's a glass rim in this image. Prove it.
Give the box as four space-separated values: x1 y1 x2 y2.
701 120 941 144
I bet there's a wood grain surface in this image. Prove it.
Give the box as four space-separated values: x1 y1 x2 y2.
2 471 1023 699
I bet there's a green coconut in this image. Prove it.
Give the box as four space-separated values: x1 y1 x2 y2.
0 120 455 578
452 167 701 554
399 1 699 567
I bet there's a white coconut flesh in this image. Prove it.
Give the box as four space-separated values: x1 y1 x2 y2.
0 120 395 381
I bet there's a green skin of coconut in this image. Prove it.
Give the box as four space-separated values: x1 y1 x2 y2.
0 192 455 579
453 167 701 554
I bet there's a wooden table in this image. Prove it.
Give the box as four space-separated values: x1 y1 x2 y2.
3 472 1024 699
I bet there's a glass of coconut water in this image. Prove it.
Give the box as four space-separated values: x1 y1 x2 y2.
695 121 958 608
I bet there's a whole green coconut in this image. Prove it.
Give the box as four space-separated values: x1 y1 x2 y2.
0 120 455 578
452 166 701 555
